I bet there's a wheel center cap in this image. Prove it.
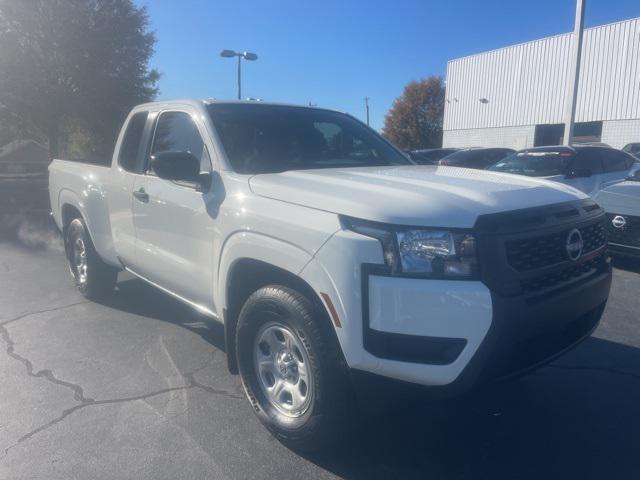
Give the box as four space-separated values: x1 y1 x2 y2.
277 351 298 381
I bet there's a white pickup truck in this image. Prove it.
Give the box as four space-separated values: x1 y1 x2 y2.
49 100 612 446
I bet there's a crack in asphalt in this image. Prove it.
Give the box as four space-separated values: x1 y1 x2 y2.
0 321 93 403
549 363 640 381
187 372 243 399
1 385 196 459
1 379 242 460
0 325 241 462
0 301 89 327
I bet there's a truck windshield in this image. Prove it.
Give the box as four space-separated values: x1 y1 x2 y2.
207 103 411 173
488 151 574 177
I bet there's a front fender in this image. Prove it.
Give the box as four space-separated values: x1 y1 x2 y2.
216 231 314 312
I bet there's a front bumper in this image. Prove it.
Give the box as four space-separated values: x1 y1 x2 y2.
454 264 610 391
354 259 611 394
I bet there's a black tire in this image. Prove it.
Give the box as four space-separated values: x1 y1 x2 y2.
65 217 117 300
235 285 352 450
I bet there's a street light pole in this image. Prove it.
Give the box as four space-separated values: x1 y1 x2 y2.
220 50 258 100
563 0 586 145
364 97 370 126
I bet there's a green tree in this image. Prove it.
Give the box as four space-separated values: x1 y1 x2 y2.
0 0 159 158
382 76 445 150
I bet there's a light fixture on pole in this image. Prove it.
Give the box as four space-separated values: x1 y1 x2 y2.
220 50 258 100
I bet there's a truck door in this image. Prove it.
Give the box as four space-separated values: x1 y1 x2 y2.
108 110 150 267
131 109 218 314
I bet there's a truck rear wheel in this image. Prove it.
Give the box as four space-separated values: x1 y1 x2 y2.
235 285 352 450
65 217 117 300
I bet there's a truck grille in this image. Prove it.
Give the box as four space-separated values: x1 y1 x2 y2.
475 200 609 298
520 254 605 295
505 221 606 272
606 213 640 247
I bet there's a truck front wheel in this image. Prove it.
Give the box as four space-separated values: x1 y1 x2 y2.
65 218 117 300
235 285 352 450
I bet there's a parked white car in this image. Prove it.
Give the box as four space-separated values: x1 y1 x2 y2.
49 100 612 447
488 145 639 197
594 170 640 259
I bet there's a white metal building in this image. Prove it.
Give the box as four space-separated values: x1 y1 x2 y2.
442 17 640 150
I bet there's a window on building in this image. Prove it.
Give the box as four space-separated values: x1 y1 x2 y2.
534 124 564 147
534 121 603 147
572 122 603 144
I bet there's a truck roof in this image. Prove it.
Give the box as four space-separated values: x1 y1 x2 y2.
133 98 343 114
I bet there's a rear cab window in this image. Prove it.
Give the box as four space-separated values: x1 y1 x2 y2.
118 111 149 173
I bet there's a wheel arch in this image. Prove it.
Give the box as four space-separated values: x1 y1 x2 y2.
58 189 84 228
221 254 342 374
57 187 117 266
61 203 83 262
61 203 83 229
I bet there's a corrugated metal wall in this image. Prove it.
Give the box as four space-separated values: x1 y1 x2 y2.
443 18 640 131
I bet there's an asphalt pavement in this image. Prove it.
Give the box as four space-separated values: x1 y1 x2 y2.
1 207 640 479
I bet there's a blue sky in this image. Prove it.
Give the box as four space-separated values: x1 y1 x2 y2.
137 0 639 130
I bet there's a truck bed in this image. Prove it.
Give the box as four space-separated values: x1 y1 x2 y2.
48 158 118 266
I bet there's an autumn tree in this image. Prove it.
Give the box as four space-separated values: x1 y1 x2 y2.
382 76 445 150
0 0 159 159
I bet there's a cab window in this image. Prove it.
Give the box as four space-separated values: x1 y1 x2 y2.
118 111 148 173
150 111 210 173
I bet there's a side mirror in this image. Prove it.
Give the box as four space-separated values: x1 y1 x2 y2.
151 151 200 183
628 170 640 181
565 167 592 179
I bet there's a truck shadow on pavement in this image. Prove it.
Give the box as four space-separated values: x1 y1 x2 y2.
303 335 640 479
98 277 227 353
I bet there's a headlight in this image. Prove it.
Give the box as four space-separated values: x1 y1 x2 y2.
342 216 478 279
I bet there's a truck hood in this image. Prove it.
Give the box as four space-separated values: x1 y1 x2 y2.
249 166 587 228
593 180 640 216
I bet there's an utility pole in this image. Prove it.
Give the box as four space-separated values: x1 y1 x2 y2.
563 0 586 145
364 97 370 126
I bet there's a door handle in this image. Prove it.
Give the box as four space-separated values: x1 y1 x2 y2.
133 188 149 202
